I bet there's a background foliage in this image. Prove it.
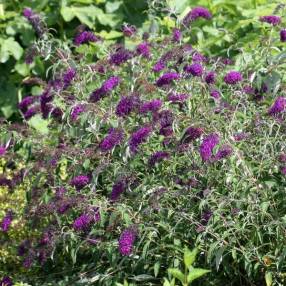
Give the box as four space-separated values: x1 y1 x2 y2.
0 0 283 120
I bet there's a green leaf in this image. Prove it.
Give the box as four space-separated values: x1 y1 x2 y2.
154 261 160 277
265 272 273 286
28 114 50 135
131 274 154 282
187 268 210 283
60 6 75 22
168 268 185 283
184 247 198 268
0 37 23 63
15 62 30 76
1 106 14 118
105 1 122 13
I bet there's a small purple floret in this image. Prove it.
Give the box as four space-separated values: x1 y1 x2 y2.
118 228 136 256
224 71 243 85
200 133 220 161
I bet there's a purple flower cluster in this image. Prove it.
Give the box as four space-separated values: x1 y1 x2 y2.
70 175 90 191
210 90 220 99
129 126 152 153
73 213 93 232
90 76 120 102
0 276 13 286
156 72 180 87
268 97 286 116
140 99 162 113
122 24 136 37
0 146 6 156
167 93 188 103
25 45 38 64
172 28 181 42
152 61 165 72
99 128 124 152
200 133 219 161
233 132 249 141
110 179 127 201
136 42 150 58
63 68 76 89
184 63 203 76
1 212 13 232
110 49 133 66
205 71 216 84
182 126 203 143
23 7 46 37
18 96 38 113
183 6 212 25
71 104 85 121
215 145 233 160
192 52 207 63
116 95 140 117
74 31 99 46
224 71 243 85
40 85 54 119
281 29 286 42
148 151 169 166
118 228 136 256
260 15 281 26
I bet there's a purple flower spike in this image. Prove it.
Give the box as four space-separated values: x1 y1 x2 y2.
73 213 93 231
200 133 220 161
224 71 243 85
184 63 203 76
118 228 137 256
215 145 233 160
0 146 6 156
0 276 13 286
260 15 281 26
122 24 136 37
152 61 165 72
182 126 203 143
205 71 216 84
23 7 46 37
110 49 132 65
156 72 180 87
71 104 85 121
116 95 139 117
63 68 76 89
99 128 124 152
148 151 169 166
70 175 90 191
102 76 120 92
23 8 33 18
129 126 152 153
268 97 286 116
281 166 286 175
210 90 220 99
280 29 286 42
24 106 38 120
1 212 13 232
140 99 162 113
136 42 150 58
90 76 120 102
172 28 181 42
110 179 127 201
183 6 212 25
167 93 188 103
18 95 38 112
74 31 99 46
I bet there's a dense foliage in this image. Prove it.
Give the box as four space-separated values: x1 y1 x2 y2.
1 1 286 286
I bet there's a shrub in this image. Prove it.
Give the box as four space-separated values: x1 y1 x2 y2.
1 3 286 286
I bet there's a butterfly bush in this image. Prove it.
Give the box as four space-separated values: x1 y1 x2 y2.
2 4 286 285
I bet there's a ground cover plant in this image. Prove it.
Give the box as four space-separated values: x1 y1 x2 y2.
1 1 286 285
